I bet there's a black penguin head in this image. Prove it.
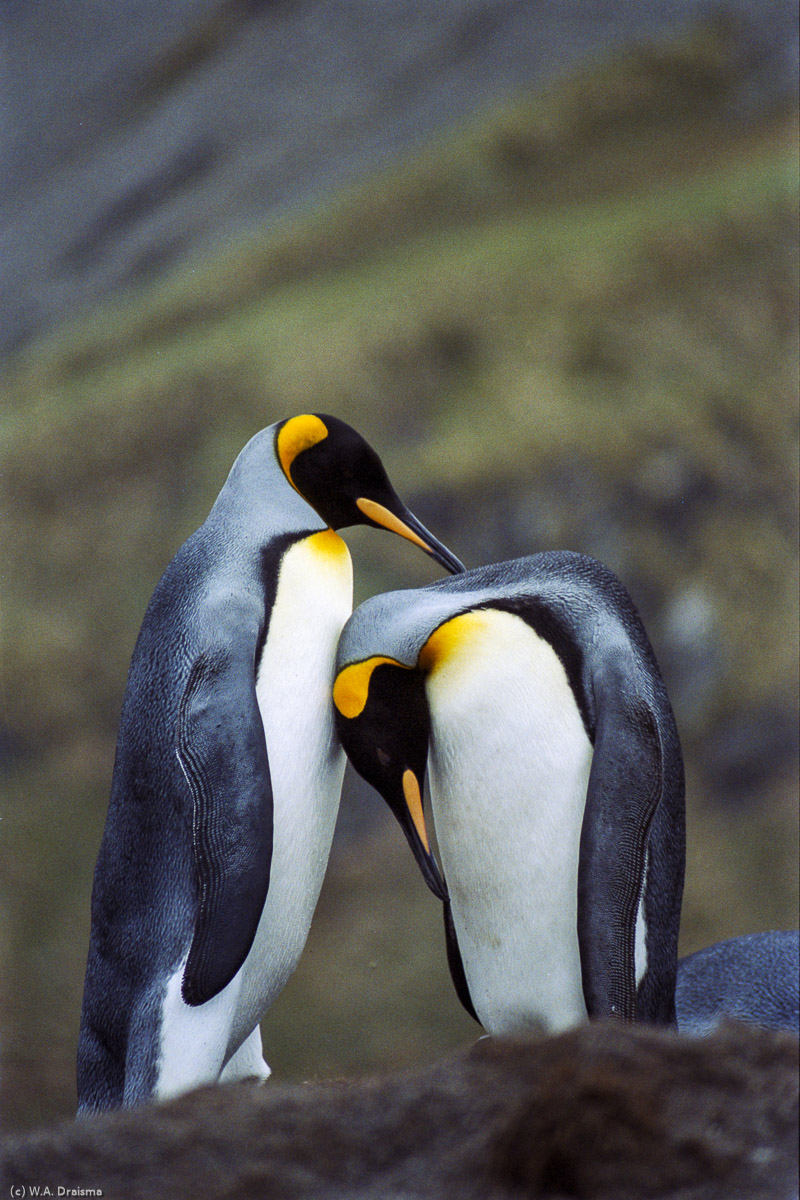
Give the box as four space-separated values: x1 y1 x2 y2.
332 655 447 901
275 414 464 574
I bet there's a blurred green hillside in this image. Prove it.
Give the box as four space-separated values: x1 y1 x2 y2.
1 21 798 1129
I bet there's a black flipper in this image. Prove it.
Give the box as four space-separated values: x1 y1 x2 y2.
443 896 480 1024
577 669 664 1022
176 647 273 1007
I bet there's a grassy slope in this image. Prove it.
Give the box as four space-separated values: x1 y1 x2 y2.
1 22 798 1127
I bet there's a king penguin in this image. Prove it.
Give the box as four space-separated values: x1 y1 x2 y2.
77 413 463 1113
333 552 685 1033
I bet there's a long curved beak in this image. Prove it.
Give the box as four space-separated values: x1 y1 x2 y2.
400 768 448 902
356 498 464 575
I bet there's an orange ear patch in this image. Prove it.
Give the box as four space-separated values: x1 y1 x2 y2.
333 656 406 719
277 414 328 487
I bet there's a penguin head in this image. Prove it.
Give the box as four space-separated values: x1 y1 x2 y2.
332 654 447 901
275 414 464 574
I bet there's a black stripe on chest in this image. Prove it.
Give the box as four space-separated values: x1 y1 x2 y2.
254 531 319 670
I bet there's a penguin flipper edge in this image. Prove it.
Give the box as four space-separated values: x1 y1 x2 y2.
577 672 664 1023
176 647 274 1007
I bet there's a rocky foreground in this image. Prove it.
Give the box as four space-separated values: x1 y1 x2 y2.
1 1020 797 1199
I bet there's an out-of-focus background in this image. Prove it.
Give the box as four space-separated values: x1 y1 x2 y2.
1 0 798 1132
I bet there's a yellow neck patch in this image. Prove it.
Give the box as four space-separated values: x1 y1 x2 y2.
277 414 328 488
304 528 350 561
418 610 491 675
333 655 406 719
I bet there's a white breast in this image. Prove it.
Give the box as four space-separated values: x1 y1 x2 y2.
233 531 353 1047
424 608 593 1034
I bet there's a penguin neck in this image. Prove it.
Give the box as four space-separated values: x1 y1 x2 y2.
211 427 328 544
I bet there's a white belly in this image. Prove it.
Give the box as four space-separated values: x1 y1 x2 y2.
424 608 593 1034
156 531 352 1096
